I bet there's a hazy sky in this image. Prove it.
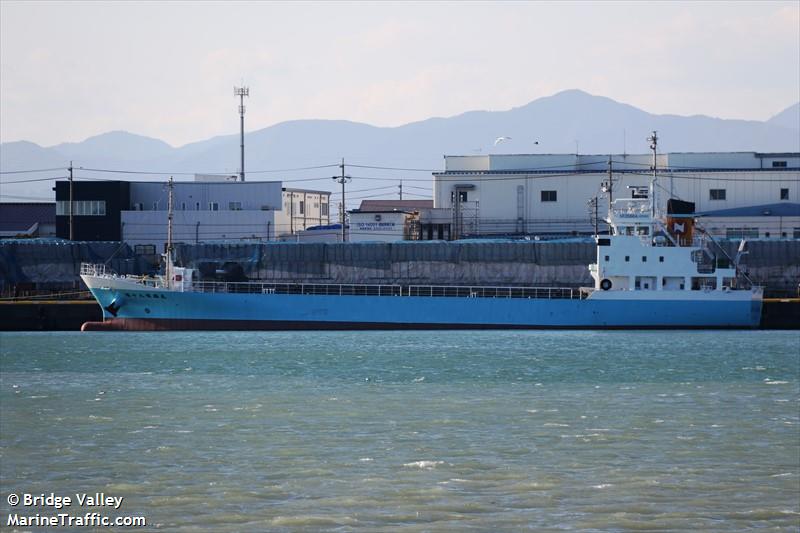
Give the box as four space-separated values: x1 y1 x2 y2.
1 0 798 148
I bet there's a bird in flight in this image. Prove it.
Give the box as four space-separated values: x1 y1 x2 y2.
494 136 512 146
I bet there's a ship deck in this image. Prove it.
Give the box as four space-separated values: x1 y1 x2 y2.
181 281 589 300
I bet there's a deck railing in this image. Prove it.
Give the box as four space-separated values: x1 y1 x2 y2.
82 263 587 300
80 263 109 277
190 280 586 300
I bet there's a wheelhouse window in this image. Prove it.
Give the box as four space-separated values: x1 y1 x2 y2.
229 201 242 210
540 190 557 202
709 189 726 201
772 161 787 168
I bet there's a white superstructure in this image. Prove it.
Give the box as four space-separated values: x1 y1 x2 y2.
590 198 742 293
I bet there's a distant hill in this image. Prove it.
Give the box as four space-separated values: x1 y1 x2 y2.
2 89 799 203
766 102 800 131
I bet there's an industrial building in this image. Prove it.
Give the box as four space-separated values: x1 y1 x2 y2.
434 152 800 239
54 176 330 249
0 203 56 238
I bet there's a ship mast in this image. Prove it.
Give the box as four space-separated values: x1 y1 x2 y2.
647 131 658 218
166 176 174 288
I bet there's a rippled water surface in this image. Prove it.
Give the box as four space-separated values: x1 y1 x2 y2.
1 330 798 531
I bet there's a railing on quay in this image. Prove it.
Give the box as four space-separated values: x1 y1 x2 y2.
190 280 586 300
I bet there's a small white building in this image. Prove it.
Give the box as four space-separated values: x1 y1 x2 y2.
434 152 800 238
277 188 331 236
348 210 420 242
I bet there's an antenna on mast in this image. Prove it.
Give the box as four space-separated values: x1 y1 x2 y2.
234 86 249 182
647 131 658 217
166 176 174 288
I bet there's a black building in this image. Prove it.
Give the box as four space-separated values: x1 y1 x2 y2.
55 181 130 241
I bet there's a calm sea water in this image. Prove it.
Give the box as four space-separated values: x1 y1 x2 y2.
1 331 798 531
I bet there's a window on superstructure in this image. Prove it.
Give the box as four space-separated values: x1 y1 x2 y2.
209 202 219 211
229 201 242 211
604 255 609 261
625 256 630 262
772 161 787 168
642 256 647 262
451 191 469 203
659 256 664 262
709 189 726 201
540 190 557 202
780 188 789 200
152 201 159 210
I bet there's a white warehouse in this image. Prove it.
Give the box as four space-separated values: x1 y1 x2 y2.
121 176 330 250
433 152 800 239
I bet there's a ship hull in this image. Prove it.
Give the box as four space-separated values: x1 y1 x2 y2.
81 280 762 330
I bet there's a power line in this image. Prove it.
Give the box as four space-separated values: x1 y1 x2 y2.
0 167 66 175
0 194 53 200
72 163 340 176
0 176 69 184
346 163 436 172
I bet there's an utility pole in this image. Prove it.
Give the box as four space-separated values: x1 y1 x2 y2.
647 130 658 217
332 158 351 242
603 155 615 211
234 86 249 181
68 161 74 240
399 180 403 200
166 176 174 286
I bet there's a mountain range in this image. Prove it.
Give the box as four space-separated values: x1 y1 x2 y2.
2 89 798 203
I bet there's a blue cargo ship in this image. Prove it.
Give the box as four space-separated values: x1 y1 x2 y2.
80 190 762 330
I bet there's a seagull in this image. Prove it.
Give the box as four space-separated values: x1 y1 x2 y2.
494 136 512 146
533 141 539 145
